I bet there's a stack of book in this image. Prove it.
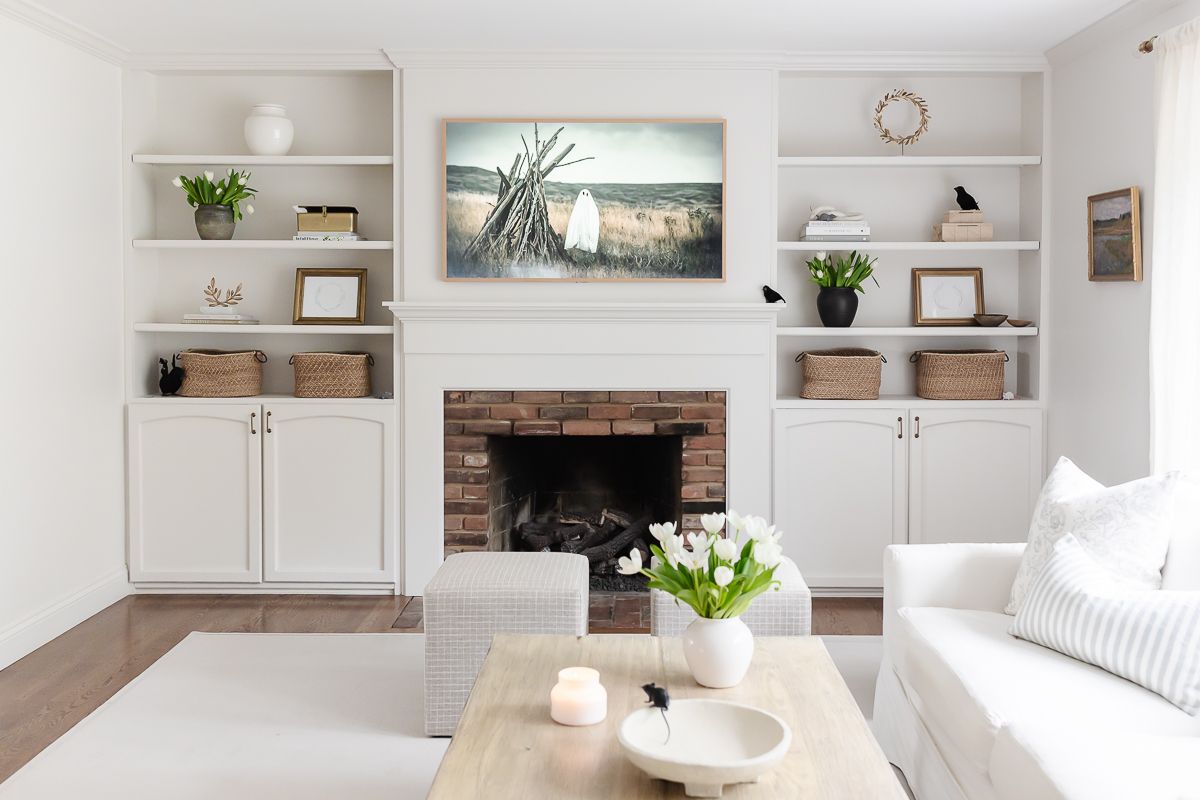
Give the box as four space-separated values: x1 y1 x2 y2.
933 210 993 242
802 219 870 242
293 205 364 242
293 231 365 242
182 313 259 325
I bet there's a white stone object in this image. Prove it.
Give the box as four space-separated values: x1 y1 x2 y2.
244 104 295 156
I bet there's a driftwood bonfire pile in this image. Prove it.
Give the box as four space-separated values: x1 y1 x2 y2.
462 124 593 266
516 507 652 587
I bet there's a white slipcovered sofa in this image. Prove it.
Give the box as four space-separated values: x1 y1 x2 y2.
873 540 1200 800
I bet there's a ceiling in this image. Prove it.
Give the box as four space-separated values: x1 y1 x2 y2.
29 0 1138 56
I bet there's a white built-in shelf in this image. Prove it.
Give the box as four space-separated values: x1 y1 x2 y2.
776 326 1038 338
131 154 393 166
132 239 394 251
129 394 395 405
134 323 393 335
778 241 1038 252
774 394 1041 409
776 155 1042 168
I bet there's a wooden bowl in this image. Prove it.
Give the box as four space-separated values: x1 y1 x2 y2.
973 313 1008 327
1006 319 1033 327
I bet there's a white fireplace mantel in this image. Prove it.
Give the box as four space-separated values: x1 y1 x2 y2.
385 300 786 322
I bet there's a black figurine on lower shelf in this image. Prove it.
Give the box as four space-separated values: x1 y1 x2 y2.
158 356 184 396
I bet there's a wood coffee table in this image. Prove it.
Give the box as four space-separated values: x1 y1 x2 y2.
427 633 906 798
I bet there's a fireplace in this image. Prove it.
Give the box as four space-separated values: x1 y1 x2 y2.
443 390 727 589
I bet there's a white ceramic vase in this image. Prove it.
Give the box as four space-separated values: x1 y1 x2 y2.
681 616 754 688
243 104 294 156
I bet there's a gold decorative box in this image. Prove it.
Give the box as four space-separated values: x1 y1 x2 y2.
294 205 359 233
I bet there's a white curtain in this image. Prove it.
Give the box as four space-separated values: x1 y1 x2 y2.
1150 19 1200 473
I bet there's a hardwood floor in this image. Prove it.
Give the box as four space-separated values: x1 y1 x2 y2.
0 593 881 783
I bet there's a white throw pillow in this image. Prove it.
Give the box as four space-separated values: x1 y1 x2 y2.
1011 534 1200 715
1005 457 1181 615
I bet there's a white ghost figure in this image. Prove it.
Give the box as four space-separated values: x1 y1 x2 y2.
564 189 600 253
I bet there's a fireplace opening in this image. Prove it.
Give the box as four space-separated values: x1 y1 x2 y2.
489 435 681 591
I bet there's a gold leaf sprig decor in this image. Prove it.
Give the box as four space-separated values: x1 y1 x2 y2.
873 89 931 154
203 277 244 308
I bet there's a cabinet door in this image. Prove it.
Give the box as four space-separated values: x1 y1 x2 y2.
128 404 262 582
908 408 1043 545
262 404 394 582
773 409 907 590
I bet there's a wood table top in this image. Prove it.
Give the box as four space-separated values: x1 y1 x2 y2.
427 634 906 799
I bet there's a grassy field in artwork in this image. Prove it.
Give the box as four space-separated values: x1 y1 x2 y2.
446 166 722 280
1091 213 1135 276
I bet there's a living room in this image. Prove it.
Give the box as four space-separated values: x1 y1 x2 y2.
1 1 1198 797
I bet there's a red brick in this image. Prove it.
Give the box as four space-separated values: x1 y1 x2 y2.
611 391 659 403
564 391 610 403
683 514 702 530
444 468 488 485
682 484 707 499
444 514 464 530
707 452 726 466
588 404 632 420
445 391 465 404
465 391 512 403
683 467 725 482
631 405 680 420
443 422 464 435
462 515 488 531
445 405 490 419
563 420 612 435
445 531 488 548
462 485 488 499
514 420 561 435
655 421 706 436
707 484 726 498
489 404 540 420
461 420 512 435
682 452 708 466
463 453 489 468
444 453 463 467
445 435 487 451
513 391 562 403
444 500 487 515
706 420 726 434
707 391 727 403
683 435 726 450
444 484 463 500
680 404 726 420
612 420 655 435
660 391 707 402
540 405 587 420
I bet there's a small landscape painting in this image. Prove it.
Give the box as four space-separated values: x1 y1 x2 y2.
1087 187 1142 282
443 119 725 281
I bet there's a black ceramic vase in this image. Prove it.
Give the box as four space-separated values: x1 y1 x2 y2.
194 204 236 240
816 287 859 327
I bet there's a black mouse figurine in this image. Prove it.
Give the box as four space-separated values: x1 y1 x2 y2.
762 284 786 304
641 682 671 742
159 355 185 396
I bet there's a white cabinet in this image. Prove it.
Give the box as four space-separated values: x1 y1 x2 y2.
262 404 394 582
128 402 394 586
908 409 1042 545
128 404 262 582
773 406 1043 590
774 409 907 589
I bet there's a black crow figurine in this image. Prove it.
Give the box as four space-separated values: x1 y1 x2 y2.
953 186 981 211
159 356 184 396
762 284 786 304
641 682 672 742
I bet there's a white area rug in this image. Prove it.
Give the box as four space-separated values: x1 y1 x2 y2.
0 633 883 799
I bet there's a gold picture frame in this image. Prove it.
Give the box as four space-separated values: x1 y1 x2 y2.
912 267 985 326
1088 187 1142 282
292 268 368 325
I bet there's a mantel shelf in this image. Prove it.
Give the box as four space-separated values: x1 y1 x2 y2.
776 155 1041 167
131 154 393 166
777 326 1038 337
134 323 393 335
778 241 1039 252
132 239 393 251
386 301 788 322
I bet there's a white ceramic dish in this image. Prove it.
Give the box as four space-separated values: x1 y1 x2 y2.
617 699 792 798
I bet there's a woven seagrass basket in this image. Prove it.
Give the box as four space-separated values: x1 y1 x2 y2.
910 349 1008 400
178 349 266 397
795 348 886 400
290 351 373 398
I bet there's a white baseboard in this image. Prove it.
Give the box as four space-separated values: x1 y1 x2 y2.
0 568 131 670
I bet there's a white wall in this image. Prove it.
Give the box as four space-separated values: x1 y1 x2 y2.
1047 1 1200 484
0 15 127 668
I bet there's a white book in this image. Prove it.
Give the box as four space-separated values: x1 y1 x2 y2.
805 222 871 232
181 318 260 325
802 234 870 242
293 232 364 241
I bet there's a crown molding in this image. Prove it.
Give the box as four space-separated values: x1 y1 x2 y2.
123 49 394 72
1047 0 1192 64
0 0 126 64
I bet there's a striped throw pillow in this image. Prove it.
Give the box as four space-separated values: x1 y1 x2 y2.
1011 534 1200 715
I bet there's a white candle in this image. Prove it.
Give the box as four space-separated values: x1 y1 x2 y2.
550 667 607 726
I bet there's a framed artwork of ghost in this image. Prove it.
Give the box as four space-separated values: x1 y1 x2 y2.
442 118 726 281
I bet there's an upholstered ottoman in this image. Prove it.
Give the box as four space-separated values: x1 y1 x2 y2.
650 556 812 637
423 551 589 736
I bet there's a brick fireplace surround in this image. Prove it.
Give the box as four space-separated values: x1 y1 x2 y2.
443 390 727 557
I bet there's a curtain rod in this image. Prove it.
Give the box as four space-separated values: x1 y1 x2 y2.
1139 35 1157 54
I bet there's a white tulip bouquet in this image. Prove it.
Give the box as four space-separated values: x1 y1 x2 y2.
171 168 257 220
617 511 784 619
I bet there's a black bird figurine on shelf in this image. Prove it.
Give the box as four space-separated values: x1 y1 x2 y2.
762 284 786 304
953 185 981 211
642 682 672 742
158 356 184 396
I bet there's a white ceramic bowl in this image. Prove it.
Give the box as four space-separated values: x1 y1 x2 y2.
617 699 791 798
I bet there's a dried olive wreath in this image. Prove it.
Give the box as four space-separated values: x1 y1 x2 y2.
873 89 931 150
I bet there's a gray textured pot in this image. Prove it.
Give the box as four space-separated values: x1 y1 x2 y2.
194 204 235 240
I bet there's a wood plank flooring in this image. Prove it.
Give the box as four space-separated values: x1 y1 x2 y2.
0 593 880 784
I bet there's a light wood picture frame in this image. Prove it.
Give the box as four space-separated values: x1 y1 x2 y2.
1088 186 1142 282
912 267 985 325
442 118 726 282
292 268 368 325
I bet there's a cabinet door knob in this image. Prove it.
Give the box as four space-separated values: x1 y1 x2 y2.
914 415 921 439
897 416 903 439
265 411 272 434
250 411 257 435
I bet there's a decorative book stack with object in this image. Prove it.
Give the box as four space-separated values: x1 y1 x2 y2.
293 205 364 242
183 277 258 325
802 206 869 242
935 186 993 242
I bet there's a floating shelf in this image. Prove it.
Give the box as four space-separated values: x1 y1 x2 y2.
128 394 395 405
778 241 1038 252
776 326 1038 338
134 323 393 335
776 155 1041 168
774 395 1041 409
131 154 393 166
132 239 393 251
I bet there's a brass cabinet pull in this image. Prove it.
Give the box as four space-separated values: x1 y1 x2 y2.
897 416 903 439
914 415 921 439
266 411 273 434
250 411 257 435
